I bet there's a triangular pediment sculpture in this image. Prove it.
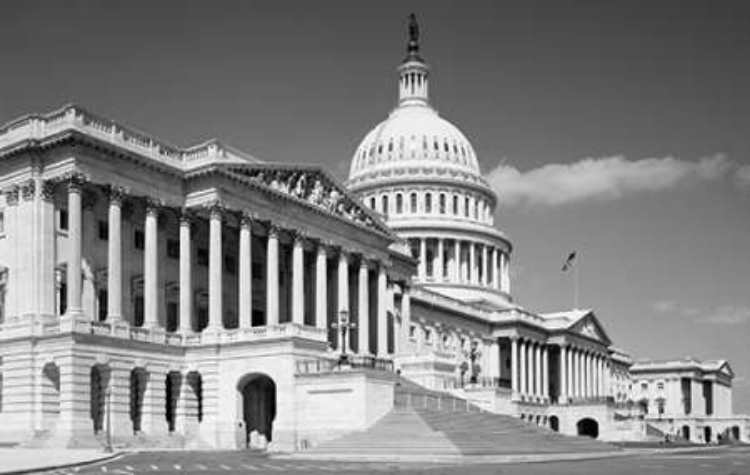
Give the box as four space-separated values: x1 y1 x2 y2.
570 312 612 346
226 164 393 237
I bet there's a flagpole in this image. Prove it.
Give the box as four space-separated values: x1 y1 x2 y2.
574 255 580 310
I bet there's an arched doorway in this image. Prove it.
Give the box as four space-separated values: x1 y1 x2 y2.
549 416 560 432
681 425 691 441
731 426 741 441
90 365 109 434
238 374 276 448
130 368 148 434
577 418 599 438
703 426 712 443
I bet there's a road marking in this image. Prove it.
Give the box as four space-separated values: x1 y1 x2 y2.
260 464 285 471
242 464 260 470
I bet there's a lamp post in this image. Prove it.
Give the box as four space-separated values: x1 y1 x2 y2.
104 385 113 453
331 309 356 365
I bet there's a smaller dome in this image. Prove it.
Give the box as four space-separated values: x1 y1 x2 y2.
349 103 480 181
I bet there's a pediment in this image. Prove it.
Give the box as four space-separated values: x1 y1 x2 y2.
570 312 612 346
225 164 393 237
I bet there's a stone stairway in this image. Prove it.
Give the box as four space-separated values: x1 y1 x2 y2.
306 375 615 456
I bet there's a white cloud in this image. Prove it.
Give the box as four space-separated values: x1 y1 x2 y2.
701 306 750 325
736 165 750 189
488 154 731 208
652 300 750 325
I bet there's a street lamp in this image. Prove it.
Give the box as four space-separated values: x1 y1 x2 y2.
104 386 113 453
331 309 356 365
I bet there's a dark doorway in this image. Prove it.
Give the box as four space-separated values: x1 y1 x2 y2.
731 426 741 441
681 425 691 441
549 416 560 432
239 374 276 448
130 368 148 433
703 426 712 443
577 418 599 438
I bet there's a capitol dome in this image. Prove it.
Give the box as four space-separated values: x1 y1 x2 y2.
346 15 513 309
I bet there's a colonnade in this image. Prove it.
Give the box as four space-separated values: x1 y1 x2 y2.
62 175 406 357
558 345 609 401
413 237 510 293
510 337 550 400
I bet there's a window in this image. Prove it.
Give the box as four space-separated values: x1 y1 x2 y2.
409 325 416 339
657 382 665 391
453 195 459 215
439 194 446 214
381 195 389 216
410 193 417 213
58 208 69 231
97 289 108 322
134 229 145 250
424 328 432 344
369 197 375 209
396 194 403 214
58 282 67 315
464 197 470 217
224 255 237 276
134 295 144 327
641 382 648 391
97 220 108 240
425 193 432 213
0 211 5 234
197 248 209 267
166 302 178 332
167 239 179 259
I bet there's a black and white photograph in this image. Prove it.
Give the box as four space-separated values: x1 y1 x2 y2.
0 1 748 473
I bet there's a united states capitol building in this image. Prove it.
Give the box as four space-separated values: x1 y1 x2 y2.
0 17 746 452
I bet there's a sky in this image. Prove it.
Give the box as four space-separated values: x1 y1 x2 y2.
1 0 748 411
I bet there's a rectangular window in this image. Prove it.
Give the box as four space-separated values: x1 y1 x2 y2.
58 208 69 231
657 381 664 390
197 248 209 267
167 302 178 332
134 229 145 250
97 289 108 322
425 328 432 344
134 295 144 327
641 382 648 391
166 239 180 259
98 220 108 241
409 325 416 340
0 210 5 234
59 282 67 315
425 193 432 213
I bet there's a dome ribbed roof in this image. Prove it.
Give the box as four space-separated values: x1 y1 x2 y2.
349 103 480 181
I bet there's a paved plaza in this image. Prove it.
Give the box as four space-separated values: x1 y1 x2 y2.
29 446 750 475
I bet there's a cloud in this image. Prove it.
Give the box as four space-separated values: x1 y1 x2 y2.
488 154 732 208
651 300 750 325
701 306 750 325
736 165 750 189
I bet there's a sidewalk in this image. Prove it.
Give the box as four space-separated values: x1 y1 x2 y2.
0 449 121 475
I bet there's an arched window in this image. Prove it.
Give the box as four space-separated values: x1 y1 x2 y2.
425 193 432 214
453 195 459 215
410 193 417 213
369 197 376 210
474 200 479 219
381 195 389 216
464 197 470 217
396 193 403 214
439 193 446 214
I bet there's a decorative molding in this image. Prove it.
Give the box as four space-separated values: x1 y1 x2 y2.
144 197 161 216
205 200 225 220
40 180 57 201
179 208 194 226
4 186 19 206
240 211 256 228
20 179 36 201
67 172 87 193
106 185 127 205
292 230 308 246
267 222 281 239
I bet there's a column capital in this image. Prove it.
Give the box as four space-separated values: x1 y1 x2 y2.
292 230 308 247
267 222 281 238
205 200 225 220
4 186 19 206
106 184 127 205
66 172 88 193
41 180 57 201
21 179 36 201
144 197 162 216
240 211 257 228
179 208 195 226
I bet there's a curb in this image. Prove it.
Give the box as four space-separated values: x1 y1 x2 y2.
0 452 124 475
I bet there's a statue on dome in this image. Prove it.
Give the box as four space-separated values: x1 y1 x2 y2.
408 13 419 44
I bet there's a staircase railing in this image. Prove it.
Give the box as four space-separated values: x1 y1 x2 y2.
394 390 487 414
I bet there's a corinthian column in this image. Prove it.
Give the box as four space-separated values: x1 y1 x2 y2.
66 175 84 316
291 232 305 326
511 337 520 399
178 211 193 333
376 264 388 357
315 244 327 330
143 199 160 328
207 204 223 331
106 186 124 322
358 259 370 355
238 214 253 329
560 345 568 402
337 250 349 352
266 224 280 326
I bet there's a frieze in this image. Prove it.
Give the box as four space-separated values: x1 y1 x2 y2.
229 167 385 235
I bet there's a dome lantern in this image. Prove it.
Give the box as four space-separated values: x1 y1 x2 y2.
398 14 429 106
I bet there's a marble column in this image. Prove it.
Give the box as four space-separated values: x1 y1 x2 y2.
469 242 476 284
143 199 159 328
490 339 500 383
207 205 223 331
482 244 488 286
357 259 369 355
266 224 279 326
376 264 388 356
419 238 426 280
560 345 568 401
535 343 542 398
291 232 305 326
492 247 499 289
238 214 253 329
519 339 527 397
542 345 549 399
400 285 411 354
436 238 444 281
106 186 123 321
315 244 327 329
178 212 193 333
453 240 461 282
511 337 520 398
66 177 83 316
572 348 580 398
587 353 594 398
